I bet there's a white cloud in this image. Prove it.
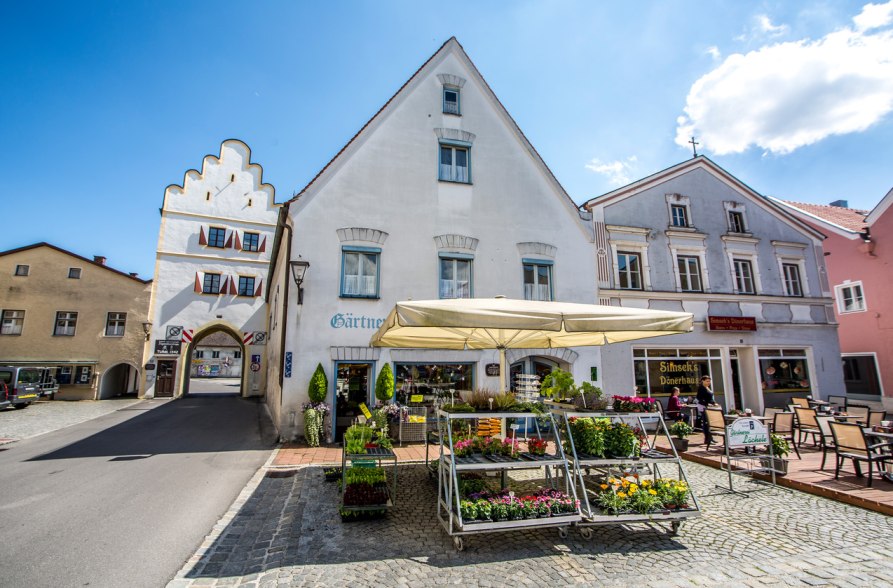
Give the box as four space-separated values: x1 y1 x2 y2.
676 1 893 155
706 46 721 60
585 156 638 186
757 14 790 36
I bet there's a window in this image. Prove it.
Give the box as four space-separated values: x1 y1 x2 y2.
733 259 756 294
842 355 881 396
211 350 221 359
15 264 29 276
439 257 472 298
439 144 470 183
728 211 746 233
523 261 553 301
443 86 460 115
836 282 865 313
54 311 78 336
782 263 803 297
617 252 642 290
1 310 24 335
670 205 688 227
68 268 81 279
242 232 260 252
238 276 256 296
234 350 242 359
195 350 205 359
677 256 702 292
759 349 811 396
341 248 380 298
208 227 226 248
105 312 126 336
203 273 222 294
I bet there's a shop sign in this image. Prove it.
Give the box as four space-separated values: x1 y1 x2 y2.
408 415 427 424
727 418 769 447
330 313 386 329
155 340 181 355
410 394 424 403
485 363 500 376
708 316 757 331
652 360 701 388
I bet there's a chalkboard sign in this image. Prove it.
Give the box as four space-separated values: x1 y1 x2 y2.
485 363 500 376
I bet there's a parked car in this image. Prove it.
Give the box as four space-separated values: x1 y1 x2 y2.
0 366 42 409
0 381 9 410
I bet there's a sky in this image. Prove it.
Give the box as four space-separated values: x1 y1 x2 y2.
2 1 891 280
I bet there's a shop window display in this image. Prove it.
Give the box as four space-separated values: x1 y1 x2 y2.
394 363 474 408
759 349 811 403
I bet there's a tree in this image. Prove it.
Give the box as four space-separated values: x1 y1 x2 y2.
308 363 327 403
375 364 395 403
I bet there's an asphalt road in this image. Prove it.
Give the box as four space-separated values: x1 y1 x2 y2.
0 384 276 588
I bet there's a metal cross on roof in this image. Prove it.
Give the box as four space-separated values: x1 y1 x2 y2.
689 136 699 158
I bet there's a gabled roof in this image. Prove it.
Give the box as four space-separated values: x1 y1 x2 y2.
583 156 825 241
776 200 868 234
866 187 893 226
0 242 151 284
286 37 584 223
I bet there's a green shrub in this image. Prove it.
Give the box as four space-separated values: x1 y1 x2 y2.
375 364 395 403
540 368 576 399
304 407 321 447
308 363 327 403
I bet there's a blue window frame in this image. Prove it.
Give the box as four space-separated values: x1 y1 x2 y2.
341 246 380 298
202 273 221 294
443 86 460 115
242 232 260 252
439 142 470 183
439 253 473 299
238 276 255 296
208 227 226 248
522 259 553 301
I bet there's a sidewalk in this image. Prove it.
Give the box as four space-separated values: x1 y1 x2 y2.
272 441 433 467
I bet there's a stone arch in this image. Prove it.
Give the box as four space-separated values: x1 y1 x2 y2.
505 348 579 366
179 321 248 397
98 361 140 399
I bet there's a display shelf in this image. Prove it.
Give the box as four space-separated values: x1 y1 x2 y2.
340 445 399 515
435 410 581 551
559 410 701 537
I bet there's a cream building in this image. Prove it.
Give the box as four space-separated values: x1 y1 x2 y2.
0 242 151 400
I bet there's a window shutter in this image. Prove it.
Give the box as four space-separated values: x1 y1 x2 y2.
199 226 207 246
259 236 266 252
220 276 228 295
254 278 263 297
194 272 202 293
234 232 242 251
229 276 238 295
224 230 233 249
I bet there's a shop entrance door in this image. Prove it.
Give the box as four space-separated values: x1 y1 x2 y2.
155 360 176 397
335 363 371 442
730 359 743 411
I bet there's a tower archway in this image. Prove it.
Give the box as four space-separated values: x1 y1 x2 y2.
179 322 247 398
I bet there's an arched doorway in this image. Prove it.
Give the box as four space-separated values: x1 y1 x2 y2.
507 349 577 393
181 325 247 397
99 362 140 399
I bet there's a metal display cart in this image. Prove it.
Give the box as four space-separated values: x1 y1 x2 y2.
340 446 399 516
559 410 700 537
436 410 581 551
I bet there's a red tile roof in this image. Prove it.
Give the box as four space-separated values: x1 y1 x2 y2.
781 201 868 232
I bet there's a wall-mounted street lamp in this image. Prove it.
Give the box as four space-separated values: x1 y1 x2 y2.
290 259 310 305
141 321 153 341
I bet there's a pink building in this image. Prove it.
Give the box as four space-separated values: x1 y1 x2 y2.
775 190 893 411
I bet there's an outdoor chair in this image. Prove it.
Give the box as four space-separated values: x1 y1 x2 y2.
771 411 800 459
704 408 727 452
829 421 893 487
763 407 784 423
794 407 822 447
868 411 886 428
846 405 870 425
791 398 810 409
814 415 836 470
828 395 848 412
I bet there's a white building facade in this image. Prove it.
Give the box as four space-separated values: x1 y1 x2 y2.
584 157 846 412
142 140 279 398
265 39 599 441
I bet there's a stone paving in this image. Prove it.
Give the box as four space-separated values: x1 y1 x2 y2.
169 458 893 588
0 396 144 442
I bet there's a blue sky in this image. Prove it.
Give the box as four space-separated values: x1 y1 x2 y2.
2 1 891 279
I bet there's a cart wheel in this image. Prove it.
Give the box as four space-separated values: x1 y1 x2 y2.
558 527 568 539
454 536 465 551
669 521 682 536
579 527 594 540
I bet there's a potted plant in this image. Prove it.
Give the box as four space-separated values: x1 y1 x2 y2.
303 363 329 447
668 420 693 452
539 368 577 402
761 434 791 475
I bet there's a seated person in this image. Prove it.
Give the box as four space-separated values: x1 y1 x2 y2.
666 387 688 423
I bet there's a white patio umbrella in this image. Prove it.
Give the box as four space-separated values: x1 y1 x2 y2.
369 297 693 391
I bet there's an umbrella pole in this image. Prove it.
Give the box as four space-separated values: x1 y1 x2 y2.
499 347 507 394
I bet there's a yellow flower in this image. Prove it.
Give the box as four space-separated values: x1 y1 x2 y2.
600 484 609 490
621 480 630 487
629 486 638 494
648 489 657 495
617 492 627 498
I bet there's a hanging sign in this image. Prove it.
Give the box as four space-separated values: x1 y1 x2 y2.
166 325 183 339
359 403 372 419
708 316 757 331
485 363 500 376
410 394 424 403
727 418 769 448
155 340 181 355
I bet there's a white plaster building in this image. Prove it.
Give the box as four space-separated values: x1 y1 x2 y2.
265 38 599 441
142 140 280 398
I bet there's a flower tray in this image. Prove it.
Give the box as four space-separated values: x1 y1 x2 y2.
456 513 581 531
339 508 387 522
484 454 524 463
519 452 558 461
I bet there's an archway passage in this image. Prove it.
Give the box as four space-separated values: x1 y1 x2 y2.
99 363 140 400
183 328 246 397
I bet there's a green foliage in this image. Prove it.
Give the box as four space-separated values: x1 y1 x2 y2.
770 433 790 458
375 364 395 403
574 382 607 409
491 391 516 410
462 389 495 410
604 422 640 458
669 420 694 439
370 408 389 433
345 466 386 486
441 402 475 413
344 424 374 454
308 363 328 403
539 368 576 399
458 474 491 497
564 417 608 456
304 407 322 447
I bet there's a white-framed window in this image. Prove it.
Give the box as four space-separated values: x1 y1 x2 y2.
195 350 205 359
733 259 756 294
68 267 82 279
1 310 24 335
523 260 553 301
212 350 221 359
835 281 866 313
443 86 460 115
782 263 803 297
671 205 688 227
617 252 643 290
439 143 470 183
439 256 472 299
341 247 380 298
728 211 746 233
15 264 29 276
677 255 703 292
238 276 256 297
665 194 692 229
203 273 222 294
105 312 126 336
242 232 260 252
54 311 78 336
234 350 242 359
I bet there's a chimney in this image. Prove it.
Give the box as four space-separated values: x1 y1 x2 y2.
93 255 106 265
830 199 848 208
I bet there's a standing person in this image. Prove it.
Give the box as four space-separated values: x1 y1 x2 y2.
666 387 687 423
696 376 716 444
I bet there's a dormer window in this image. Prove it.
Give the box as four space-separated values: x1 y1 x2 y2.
443 87 460 115
671 205 688 227
728 211 746 233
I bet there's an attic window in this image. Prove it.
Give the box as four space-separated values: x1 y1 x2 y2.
15 264 30 276
68 268 82 279
443 87 460 115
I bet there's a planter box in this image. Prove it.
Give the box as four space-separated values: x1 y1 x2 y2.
671 437 690 452
759 456 789 475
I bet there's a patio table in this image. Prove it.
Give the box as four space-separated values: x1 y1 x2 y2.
863 429 893 483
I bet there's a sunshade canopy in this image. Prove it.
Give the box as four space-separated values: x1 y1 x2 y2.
369 298 693 350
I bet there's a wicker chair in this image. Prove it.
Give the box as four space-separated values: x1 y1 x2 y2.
771 412 800 459
763 407 784 422
704 408 727 451
827 395 848 412
794 407 821 447
814 415 836 470
846 405 870 425
791 398 810 409
868 411 887 428
829 421 893 487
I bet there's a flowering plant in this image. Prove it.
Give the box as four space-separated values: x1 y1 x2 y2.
376 402 408 420
302 401 330 416
459 488 579 521
595 476 691 514
612 395 659 413
454 438 475 458
527 437 548 456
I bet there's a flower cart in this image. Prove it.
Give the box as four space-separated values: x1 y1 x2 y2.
436 410 581 551
340 424 399 521
559 406 700 538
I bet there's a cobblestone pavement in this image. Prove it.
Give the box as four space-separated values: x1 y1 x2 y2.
0 396 144 442
169 460 893 588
